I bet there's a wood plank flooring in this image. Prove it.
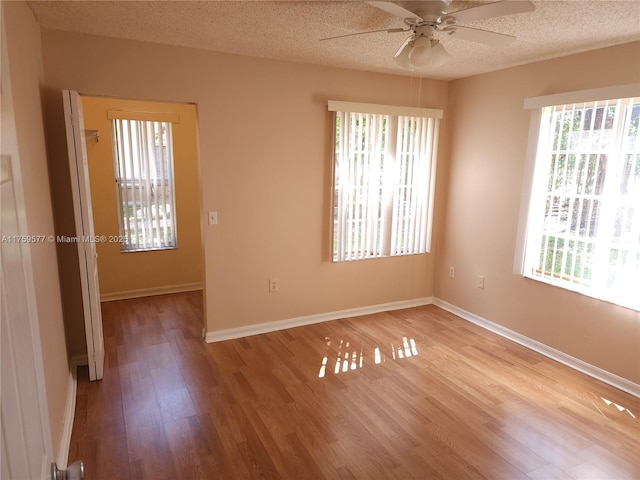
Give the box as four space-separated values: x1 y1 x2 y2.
68 292 640 479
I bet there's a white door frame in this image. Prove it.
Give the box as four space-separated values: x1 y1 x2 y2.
63 90 105 381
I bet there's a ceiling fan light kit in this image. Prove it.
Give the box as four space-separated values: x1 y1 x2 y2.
408 36 433 63
399 25 447 69
326 0 535 71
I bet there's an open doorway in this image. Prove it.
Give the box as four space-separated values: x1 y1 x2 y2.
81 96 203 302
72 95 205 373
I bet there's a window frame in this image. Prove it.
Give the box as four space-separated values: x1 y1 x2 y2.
109 110 179 253
516 84 640 311
329 101 442 262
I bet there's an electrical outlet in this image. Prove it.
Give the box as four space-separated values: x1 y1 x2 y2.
269 278 279 293
477 275 485 289
449 266 455 278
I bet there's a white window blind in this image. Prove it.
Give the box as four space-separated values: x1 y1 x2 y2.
111 117 177 252
522 96 640 310
331 102 440 262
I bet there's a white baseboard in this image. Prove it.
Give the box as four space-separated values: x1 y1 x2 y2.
56 366 78 469
205 297 434 343
100 283 203 302
71 354 88 367
433 298 640 398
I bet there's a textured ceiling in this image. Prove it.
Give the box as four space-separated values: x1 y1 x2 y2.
28 0 640 80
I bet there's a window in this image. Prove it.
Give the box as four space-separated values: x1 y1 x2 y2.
521 89 639 310
111 114 177 252
329 101 442 262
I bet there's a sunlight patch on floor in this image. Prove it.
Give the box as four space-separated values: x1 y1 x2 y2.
318 336 419 378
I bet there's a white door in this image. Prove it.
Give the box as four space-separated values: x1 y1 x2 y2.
1 14 53 478
0 157 53 480
63 90 105 381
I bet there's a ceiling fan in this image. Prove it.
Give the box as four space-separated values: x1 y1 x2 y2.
322 0 535 69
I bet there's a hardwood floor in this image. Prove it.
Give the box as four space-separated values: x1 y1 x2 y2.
68 292 639 479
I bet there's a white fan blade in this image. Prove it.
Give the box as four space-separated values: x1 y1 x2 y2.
393 36 413 69
367 1 422 23
320 28 406 41
394 35 413 58
443 0 534 24
444 25 516 47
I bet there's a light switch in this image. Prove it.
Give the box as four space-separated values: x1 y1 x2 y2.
208 211 218 225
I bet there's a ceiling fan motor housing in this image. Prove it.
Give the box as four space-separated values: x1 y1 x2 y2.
400 0 451 22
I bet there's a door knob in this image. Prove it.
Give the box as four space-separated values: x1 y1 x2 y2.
51 460 84 480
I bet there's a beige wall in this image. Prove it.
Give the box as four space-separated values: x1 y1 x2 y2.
81 96 202 297
40 29 448 350
3 1 71 460
437 42 640 384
